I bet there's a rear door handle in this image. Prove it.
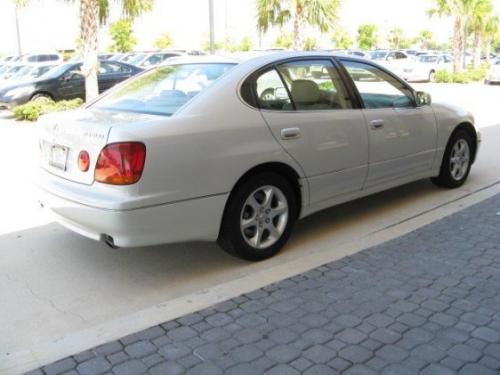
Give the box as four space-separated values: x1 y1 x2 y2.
281 127 301 140
370 119 385 129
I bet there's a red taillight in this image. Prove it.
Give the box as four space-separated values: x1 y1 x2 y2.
95 142 146 185
78 151 90 172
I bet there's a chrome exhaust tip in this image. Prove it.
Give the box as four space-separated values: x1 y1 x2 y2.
103 235 120 249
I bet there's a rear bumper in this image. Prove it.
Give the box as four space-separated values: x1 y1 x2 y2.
38 186 228 248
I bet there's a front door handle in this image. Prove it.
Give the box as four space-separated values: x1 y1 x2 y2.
370 119 385 129
281 127 301 140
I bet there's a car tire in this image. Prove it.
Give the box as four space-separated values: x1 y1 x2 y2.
428 70 436 82
431 129 474 188
218 172 298 261
31 93 53 102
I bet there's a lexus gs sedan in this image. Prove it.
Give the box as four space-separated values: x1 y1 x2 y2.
37 52 480 261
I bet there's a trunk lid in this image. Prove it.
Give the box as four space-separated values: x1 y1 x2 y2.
38 109 154 185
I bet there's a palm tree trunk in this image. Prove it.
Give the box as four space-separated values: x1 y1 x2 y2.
485 42 492 64
472 31 482 69
453 16 464 73
80 0 99 102
293 9 304 51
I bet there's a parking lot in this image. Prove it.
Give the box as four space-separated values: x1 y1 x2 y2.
1 83 500 373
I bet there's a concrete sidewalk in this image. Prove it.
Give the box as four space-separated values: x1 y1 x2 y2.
31 194 500 375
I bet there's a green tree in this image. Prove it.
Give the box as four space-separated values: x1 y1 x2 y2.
108 19 136 53
387 27 404 49
303 36 318 50
357 24 379 50
154 32 174 49
419 30 437 49
331 28 352 49
257 0 341 50
202 39 223 52
240 36 253 51
274 32 294 49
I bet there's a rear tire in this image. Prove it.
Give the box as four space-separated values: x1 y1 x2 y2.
431 130 473 188
31 93 53 102
218 172 297 261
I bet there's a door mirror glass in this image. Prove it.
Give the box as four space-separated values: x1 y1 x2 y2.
416 91 431 106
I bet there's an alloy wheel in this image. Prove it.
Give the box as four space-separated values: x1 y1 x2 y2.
449 139 470 181
240 185 289 250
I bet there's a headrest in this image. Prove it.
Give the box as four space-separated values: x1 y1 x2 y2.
290 79 320 104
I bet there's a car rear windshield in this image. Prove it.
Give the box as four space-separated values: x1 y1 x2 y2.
93 63 236 116
419 56 438 63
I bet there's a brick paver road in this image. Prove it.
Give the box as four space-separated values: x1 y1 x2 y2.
31 195 500 375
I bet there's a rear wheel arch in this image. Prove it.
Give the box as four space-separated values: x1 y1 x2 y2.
223 162 303 222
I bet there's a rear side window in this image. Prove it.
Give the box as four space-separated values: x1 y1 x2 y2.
245 59 352 111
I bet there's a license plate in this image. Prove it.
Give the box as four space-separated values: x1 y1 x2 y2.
49 144 68 171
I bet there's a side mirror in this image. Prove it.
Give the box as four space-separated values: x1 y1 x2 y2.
416 91 432 106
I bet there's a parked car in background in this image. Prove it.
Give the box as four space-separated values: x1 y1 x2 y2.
485 60 500 84
22 53 63 64
36 52 479 261
368 50 410 77
1 63 56 84
0 60 142 109
402 54 453 82
0 64 27 81
127 51 183 68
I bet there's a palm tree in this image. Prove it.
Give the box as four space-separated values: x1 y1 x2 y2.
256 0 341 50
482 14 499 64
469 0 494 68
79 0 152 101
428 0 479 72
19 0 152 101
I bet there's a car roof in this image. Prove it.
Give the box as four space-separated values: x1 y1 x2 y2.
161 55 240 65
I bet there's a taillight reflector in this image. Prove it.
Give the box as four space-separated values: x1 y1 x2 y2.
78 151 90 172
95 142 146 185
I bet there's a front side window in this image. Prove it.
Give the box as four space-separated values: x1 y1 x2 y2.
342 60 415 109
93 63 235 116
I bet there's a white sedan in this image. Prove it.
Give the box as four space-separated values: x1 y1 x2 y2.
401 54 453 82
485 59 500 84
38 52 480 261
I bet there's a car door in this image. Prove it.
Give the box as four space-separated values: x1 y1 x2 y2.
98 62 132 93
340 59 437 188
56 64 85 100
253 58 369 204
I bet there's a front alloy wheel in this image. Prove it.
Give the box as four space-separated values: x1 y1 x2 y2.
449 139 470 182
218 172 297 261
432 129 473 188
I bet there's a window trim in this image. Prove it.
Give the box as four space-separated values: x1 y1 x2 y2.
336 57 418 109
239 56 363 112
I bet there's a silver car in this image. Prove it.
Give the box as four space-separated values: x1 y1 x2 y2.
38 52 480 261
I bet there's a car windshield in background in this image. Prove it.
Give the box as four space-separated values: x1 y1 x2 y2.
41 63 75 79
93 63 236 116
369 52 387 60
419 56 438 63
